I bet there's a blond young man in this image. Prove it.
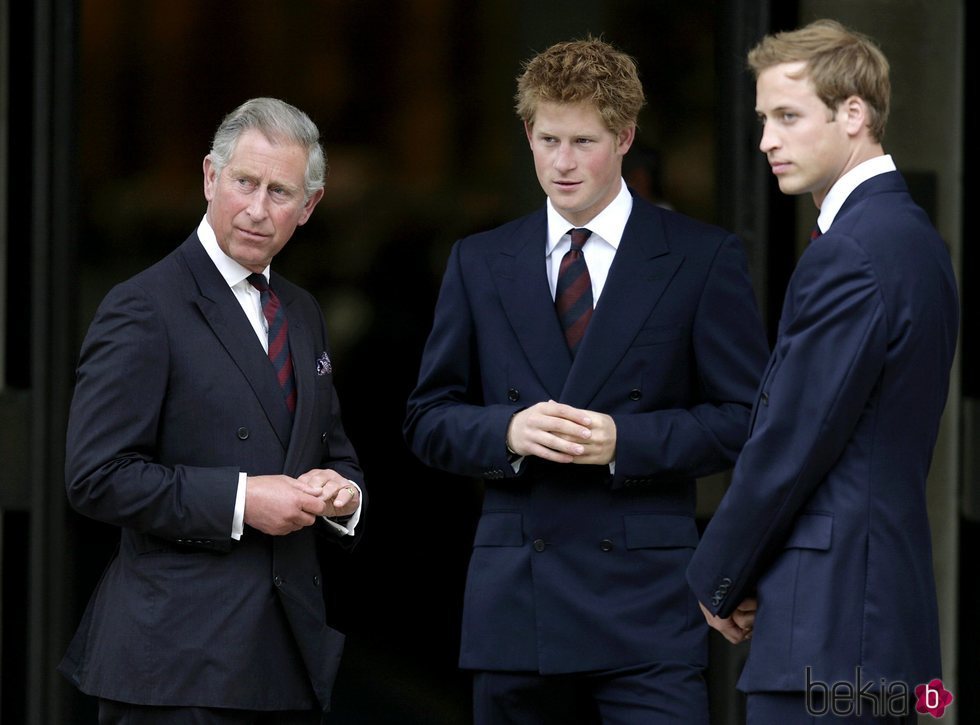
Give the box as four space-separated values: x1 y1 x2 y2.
688 20 959 725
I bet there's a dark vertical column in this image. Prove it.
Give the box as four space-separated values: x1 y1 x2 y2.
716 1 799 343
709 7 771 724
961 7 980 508
960 3 978 722
26 1 78 723
1 0 36 721
715 0 772 326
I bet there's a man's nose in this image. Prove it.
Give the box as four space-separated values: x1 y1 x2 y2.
759 122 779 154
554 143 576 171
246 191 269 219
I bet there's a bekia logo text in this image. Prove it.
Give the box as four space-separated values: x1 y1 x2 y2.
805 667 953 718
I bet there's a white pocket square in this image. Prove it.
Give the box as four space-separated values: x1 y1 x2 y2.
316 351 332 376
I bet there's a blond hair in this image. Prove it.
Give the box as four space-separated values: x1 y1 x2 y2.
748 19 890 142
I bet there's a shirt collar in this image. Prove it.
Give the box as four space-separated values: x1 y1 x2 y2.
196 215 270 286
545 178 633 256
817 154 897 233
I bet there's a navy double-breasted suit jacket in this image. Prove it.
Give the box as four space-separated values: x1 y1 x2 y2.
404 194 769 673
687 171 959 693
59 233 364 713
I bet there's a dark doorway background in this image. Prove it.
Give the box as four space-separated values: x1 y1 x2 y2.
66 2 733 723
6 1 973 724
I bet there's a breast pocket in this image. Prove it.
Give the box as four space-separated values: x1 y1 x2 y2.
632 323 686 348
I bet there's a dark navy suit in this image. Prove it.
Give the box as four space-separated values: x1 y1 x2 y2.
404 194 769 696
59 233 364 714
687 171 958 703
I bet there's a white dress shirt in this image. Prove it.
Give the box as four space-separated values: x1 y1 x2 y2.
545 179 633 302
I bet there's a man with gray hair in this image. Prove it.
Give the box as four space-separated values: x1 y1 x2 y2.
59 97 365 723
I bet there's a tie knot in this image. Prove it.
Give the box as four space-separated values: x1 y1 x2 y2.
810 224 822 241
247 273 269 293
568 228 592 251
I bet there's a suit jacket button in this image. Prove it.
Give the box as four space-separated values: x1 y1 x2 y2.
628 389 642 401
599 539 614 552
274 575 283 587
321 432 328 443
313 575 320 587
237 427 249 440
507 388 520 402
760 392 769 405
532 539 546 552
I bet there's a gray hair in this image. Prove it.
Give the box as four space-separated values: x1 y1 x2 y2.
209 97 327 199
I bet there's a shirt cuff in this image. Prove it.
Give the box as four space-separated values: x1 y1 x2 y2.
232 471 247 540
321 479 362 537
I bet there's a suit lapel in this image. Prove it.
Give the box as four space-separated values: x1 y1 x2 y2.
560 203 682 407
277 282 315 473
491 212 570 399
179 237 293 449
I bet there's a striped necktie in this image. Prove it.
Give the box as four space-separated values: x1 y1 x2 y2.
555 228 594 355
247 273 296 413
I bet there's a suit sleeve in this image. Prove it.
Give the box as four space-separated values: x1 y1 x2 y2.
65 281 239 547
686 234 887 616
612 234 770 484
403 241 518 478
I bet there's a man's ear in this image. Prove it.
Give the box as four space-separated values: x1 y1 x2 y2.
842 96 869 137
297 187 325 226
617 124 636 155
203 155 217 201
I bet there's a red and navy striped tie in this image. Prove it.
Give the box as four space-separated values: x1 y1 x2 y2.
247 273 296 413
555 228 594 355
